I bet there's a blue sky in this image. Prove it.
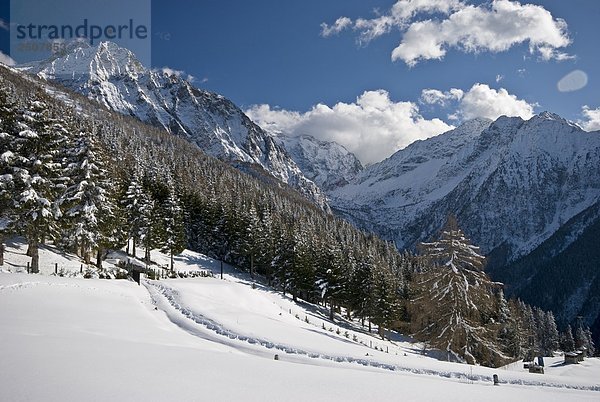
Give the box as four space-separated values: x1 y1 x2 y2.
2 1 599 163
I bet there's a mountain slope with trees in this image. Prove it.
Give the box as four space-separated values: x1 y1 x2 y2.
19 41 328 209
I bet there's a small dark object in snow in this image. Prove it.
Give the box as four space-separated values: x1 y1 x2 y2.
274 354 279 360
154 307 158 310
493 374 499 385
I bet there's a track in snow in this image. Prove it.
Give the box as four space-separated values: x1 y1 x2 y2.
145 280 600 392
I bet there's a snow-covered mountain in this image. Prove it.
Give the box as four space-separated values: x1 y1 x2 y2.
275 134 363 191
330 113 600 261
330 113 600 330
18 41 328 209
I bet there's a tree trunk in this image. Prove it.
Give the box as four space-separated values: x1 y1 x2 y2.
30 239 39 273
96 247 103 269
329 300 335 321
250 253 254 279
379 326 385 340
368 319 372 333
0 238 5 266
132 238 137 258
145 247 150 263
126 238 130 255
170 249 174 271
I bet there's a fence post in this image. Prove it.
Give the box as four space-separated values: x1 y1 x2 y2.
27 261 30 274
80 264 83 274
55 263 58 274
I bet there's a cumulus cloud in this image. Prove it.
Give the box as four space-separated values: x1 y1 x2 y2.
0 51 15 66
421 83 535 121
246 90 453 165
322 0 572 66
557 70 588 92
580 106 600 132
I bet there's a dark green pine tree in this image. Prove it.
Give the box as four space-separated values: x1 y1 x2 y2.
370 265 400 339
272 227 295 295
61 130 116 266
241 204 262 279
560 325 575 352
159 181 186 271
314 235 345 321
9 98 65 272
121 167 147 258
0 87 21 266
349 251 375 330
140 193 160 264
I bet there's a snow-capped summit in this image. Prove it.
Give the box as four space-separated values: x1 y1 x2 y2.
20 41 328 209
275 134 363 191
330 113 600 259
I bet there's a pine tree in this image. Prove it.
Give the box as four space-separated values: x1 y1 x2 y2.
349 251 375 329
370 266 400 339
159 181 186 270
314 235 344 321
9 98 65 272
60 130 115 265
241 204 262 279
561 325 575 352
121 168 147 258
412 216 508 366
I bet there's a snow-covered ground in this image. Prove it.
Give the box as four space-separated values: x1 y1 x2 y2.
1 239 599 401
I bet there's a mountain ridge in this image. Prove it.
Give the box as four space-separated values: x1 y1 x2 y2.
18 41 329 210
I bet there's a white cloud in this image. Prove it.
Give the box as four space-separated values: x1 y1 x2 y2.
158 67 195 83
459 84 535 120
557 70 588 92
320 17 353 38
421 83 535 121
496 74 504 83
246 90 453 165
0 19 8 31
580 106 600 132
324 0 572 66
420 88 464 107
0 51 15 66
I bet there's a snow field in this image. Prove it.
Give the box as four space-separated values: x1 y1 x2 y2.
1 239 599 401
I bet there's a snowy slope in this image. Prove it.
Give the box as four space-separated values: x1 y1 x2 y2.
275 134 363 191
2 240 600 401
18 42 327 209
